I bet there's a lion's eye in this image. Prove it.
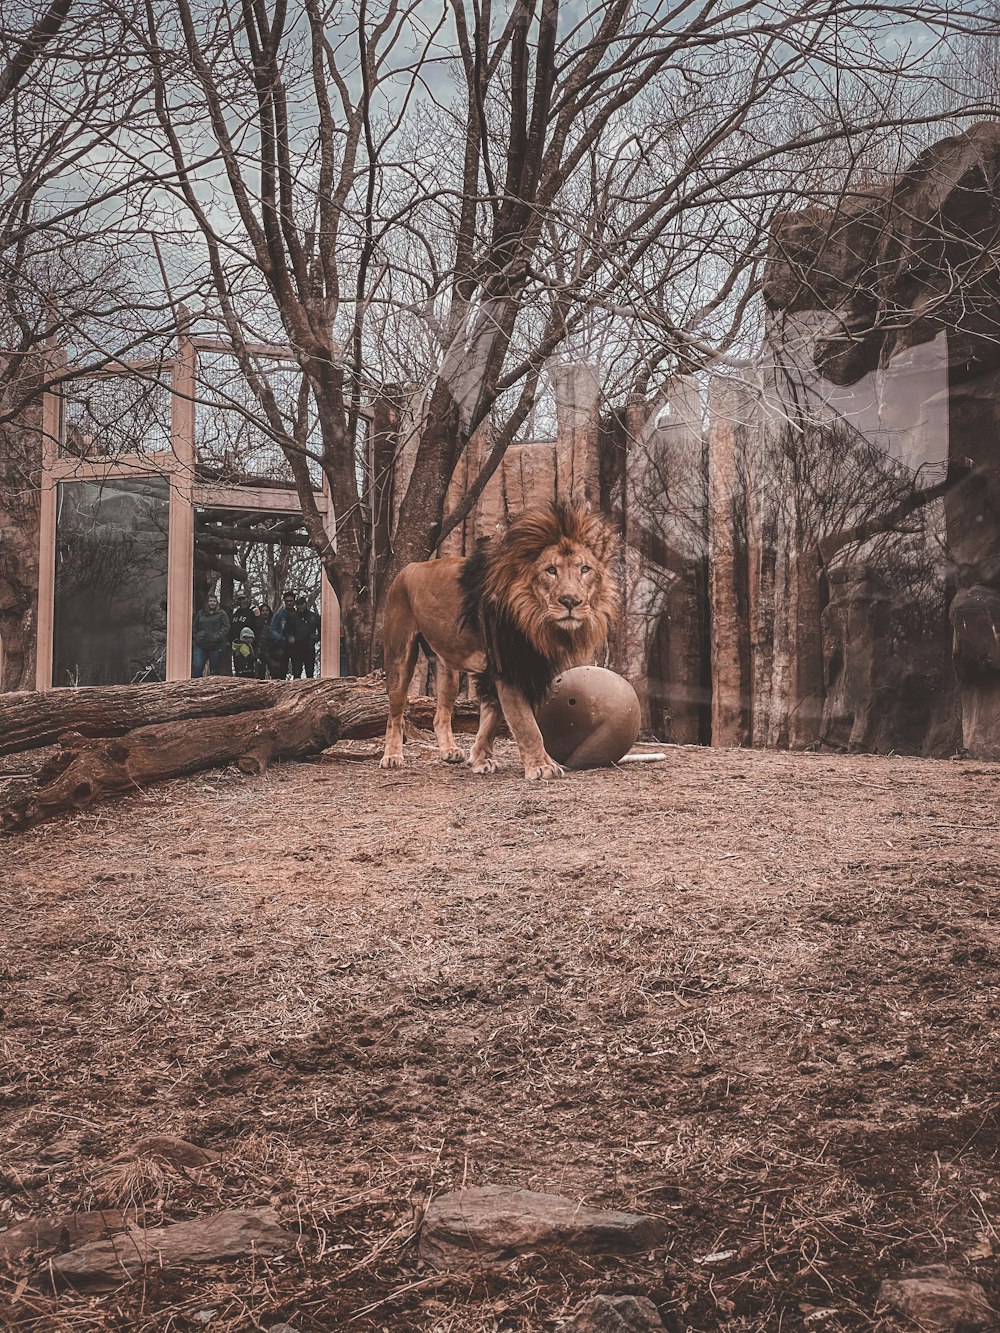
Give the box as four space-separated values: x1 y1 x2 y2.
581 565 592 575
545 565 557 576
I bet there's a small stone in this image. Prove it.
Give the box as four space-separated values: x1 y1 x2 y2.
126 1134 220 1170
419 1187 666 1270
0 1211 125 1264
878 1264 997 1331
571 1294 666 1332
38 1135 82 1162
35 1207 294 1292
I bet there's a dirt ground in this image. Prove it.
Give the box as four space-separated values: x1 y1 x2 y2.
1 739 999 1332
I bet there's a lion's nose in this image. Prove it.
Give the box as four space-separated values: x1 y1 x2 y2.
559 594 582 611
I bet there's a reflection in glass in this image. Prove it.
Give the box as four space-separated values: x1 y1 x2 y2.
194 507 322 677
61 372 172 460
195 352 323 487
53 477 170 686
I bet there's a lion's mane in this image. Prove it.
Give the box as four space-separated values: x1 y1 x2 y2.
459 501 619 708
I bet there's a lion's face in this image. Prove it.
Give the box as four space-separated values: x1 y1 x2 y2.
531 542 602 636
481 501 619 669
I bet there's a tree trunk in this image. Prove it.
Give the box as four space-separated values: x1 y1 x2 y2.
0 414 42 693
1 676 478 831
0 608 36 694
340 596 375 676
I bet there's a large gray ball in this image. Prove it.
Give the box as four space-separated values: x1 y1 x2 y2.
538 666 641 769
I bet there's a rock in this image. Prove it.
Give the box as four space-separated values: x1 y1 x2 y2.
127 1134 220 1170
949 584 1000 760
553 362 602 508
503 441 558 516
763 122 1000 759
951 585 1000 675
418 1187 665 1270
820 565 892 752
623 378 708 745
35 1207 294 1292
0 1211 125 1264
571 1293 667 1332
878 1264 997 1331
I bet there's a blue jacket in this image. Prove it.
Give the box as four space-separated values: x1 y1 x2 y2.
269 606 297 645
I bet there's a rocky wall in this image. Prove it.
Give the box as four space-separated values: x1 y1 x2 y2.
762 121 1000 759
619 381 708 741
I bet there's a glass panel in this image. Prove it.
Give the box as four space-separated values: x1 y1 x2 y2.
61 372 172 461
195 352 323 487
194 507 323 678
53 477 170 687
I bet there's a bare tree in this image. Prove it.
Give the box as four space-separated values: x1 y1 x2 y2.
118 0 992 672
0 0 204 687
2 0 996 685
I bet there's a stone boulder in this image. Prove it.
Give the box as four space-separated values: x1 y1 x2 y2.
764 123 1000 382
503 441 558 517
418 1187 665 1270
878 1264 997 1331
34 1207 294 1293
820 564 892 751
571 1293 667 1331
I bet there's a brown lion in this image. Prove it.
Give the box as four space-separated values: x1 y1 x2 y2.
380 501 619 780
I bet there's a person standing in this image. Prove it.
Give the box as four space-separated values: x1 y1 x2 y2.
252 603 278 679
231 626 258 678
290 595 321 678
230 590 255 640
192 594 230 677
268 591 298 680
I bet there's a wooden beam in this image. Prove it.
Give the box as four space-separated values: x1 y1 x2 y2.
193 483 327 513
166 327 196 682
34 368 62 691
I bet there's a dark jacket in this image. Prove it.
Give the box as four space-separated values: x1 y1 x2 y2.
193 608 230 650
231 637 258 677
294 607 321 644
270 606 298 646
230 604 255 638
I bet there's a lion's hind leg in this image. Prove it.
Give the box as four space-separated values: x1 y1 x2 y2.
434 664 465 763
468 697 504 773
380 581 420 770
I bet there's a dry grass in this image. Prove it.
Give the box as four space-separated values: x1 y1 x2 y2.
1 742 999 1330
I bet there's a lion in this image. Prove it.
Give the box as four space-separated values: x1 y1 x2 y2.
380 501 619 780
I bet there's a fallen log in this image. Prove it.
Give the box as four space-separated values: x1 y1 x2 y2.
1 677 480 833
0 677 289 755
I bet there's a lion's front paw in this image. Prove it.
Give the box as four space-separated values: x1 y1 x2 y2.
468 755 500 774
441 747 465 764
525 758 565 781
379 753 405 770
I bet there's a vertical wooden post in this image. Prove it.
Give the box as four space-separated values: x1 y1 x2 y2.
166 323 196 681
34 366 63 691
319 557 341 677
319 492 341 677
